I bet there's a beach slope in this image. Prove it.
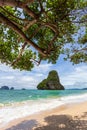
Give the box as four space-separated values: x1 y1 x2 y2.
1 101 87 130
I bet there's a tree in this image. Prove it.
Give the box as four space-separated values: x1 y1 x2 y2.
0 0 87 71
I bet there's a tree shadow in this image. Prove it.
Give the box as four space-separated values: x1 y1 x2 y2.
6 120 38 130
5 112 87 130
34 113 87 130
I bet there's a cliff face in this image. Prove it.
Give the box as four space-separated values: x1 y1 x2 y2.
37 70 64 90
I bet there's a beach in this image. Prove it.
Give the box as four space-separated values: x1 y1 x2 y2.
0 89 87 130
1 101 87 130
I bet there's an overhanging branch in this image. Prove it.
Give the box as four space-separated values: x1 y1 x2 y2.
0 12 46 56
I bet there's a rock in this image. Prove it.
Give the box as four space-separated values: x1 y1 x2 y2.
22 88 26 90
0 86 9 90
10 87 14 90
37 70 64 90
37 79 47 90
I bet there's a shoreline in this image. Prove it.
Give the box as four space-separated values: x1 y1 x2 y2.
1 101 87 130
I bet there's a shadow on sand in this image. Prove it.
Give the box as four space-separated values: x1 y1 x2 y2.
6 120 38 130
35 112 87 130
6 112 87 130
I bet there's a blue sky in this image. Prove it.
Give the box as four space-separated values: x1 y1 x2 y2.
0 55 87 89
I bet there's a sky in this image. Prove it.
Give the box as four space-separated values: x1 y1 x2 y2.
0 55 87 89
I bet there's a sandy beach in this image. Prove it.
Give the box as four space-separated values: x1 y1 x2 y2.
1 101 87 130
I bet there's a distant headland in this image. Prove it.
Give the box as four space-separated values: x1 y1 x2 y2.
37 70 65 90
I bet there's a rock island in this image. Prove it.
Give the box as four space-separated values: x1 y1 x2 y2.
37 70 64 90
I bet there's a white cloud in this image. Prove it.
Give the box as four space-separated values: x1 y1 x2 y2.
35 73 43 77
21 76 34 82
33 63 52 73
0 63 52 89
0 76 14 80
0 62 87 89
61 65 87 88
0 63 17 72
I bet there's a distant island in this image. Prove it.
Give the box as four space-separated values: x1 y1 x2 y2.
0 86 27 90
0 86 15 90
10 87 14 90
37 70 64 90
22 88 26 90
0 86 10 90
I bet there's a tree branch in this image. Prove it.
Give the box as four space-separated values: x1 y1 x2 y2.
0 0 33 6
29 25 42 38
11 42 27 66
38 0 44 13
73 47 87 53
0 7 38 31
0 7 29 22
72 19 87 23
30 58 42 66
42 22 58 33
12 42 42 66
23 5 38 18
47 33 58 53
0 0 37 18
23 19 37 31
69 47 87 60
0 12 46 56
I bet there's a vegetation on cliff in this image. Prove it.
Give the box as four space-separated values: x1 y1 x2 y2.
37 70 64 90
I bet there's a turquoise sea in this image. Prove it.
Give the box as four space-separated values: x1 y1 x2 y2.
0 89 87 104
0 89 87 127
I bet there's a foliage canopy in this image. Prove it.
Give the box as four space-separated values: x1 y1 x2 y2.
0 0 87 70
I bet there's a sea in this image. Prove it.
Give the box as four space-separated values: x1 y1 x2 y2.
0 89 87 127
